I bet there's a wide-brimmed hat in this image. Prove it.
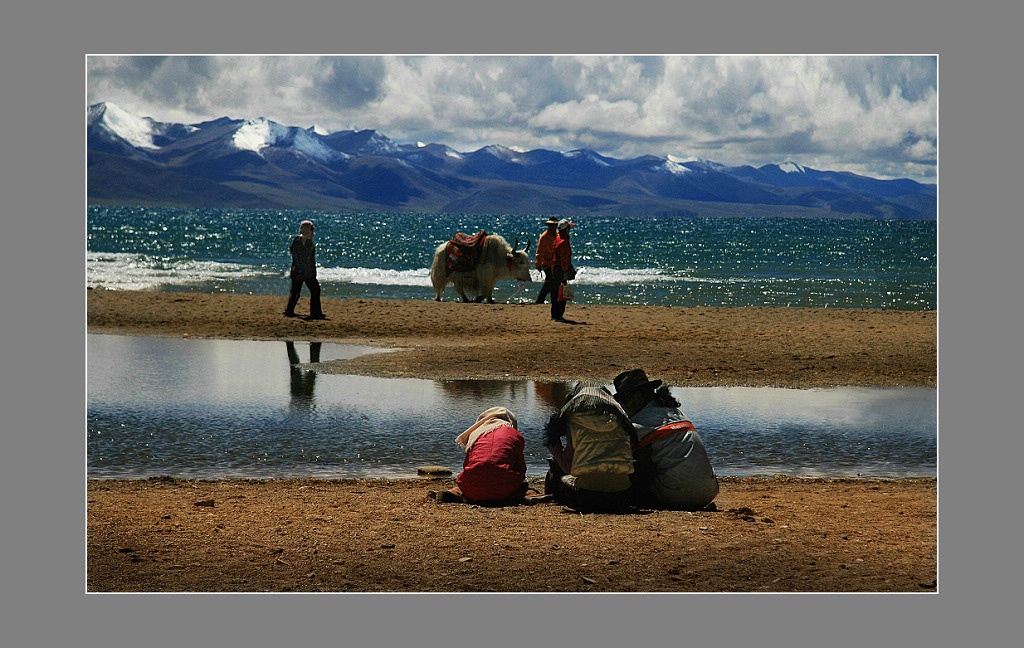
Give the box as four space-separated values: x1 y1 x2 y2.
557 219 575 231
612 369 662 399
544 216 559 225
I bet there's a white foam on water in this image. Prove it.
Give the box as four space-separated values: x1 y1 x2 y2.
574 266 755 286
317 266 432 286
87 252 272 291
88 252 817 294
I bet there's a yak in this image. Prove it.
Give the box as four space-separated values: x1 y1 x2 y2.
430 232 533 303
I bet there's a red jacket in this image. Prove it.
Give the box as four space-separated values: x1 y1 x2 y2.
535 230 556 268
456 424 527 502
552 235 572 272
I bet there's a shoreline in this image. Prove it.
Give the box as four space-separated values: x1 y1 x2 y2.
87 289 936 388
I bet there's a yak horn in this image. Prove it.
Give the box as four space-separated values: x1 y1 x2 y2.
523 237 532 254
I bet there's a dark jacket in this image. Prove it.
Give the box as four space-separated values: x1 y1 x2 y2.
289 236 316 278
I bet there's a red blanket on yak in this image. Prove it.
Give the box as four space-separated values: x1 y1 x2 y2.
444 230 488 275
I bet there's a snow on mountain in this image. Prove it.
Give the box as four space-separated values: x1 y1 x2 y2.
359 131 403 155
690 158 726 172
89 101 195 150
478 144 519 160
232 118 346 164
565 149 612 166
657 155 694 175
779 161 808 174
415 142 463 159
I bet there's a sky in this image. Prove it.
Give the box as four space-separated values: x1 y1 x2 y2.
87 55 937 183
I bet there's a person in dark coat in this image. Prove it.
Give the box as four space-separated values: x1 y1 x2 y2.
283 219 325 319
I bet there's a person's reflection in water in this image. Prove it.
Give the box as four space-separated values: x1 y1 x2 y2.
287 341 321 406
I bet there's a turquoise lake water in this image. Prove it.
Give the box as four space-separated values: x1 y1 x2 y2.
87 206 936 310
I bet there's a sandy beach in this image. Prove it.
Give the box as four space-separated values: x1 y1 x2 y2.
86 289 937 592
86 289 935 387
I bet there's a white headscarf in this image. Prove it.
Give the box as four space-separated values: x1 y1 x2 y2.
454 406 518 452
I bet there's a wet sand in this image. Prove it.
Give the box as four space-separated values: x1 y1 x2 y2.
86 289 936 388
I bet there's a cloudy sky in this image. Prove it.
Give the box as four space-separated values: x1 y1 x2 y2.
88 55 937 183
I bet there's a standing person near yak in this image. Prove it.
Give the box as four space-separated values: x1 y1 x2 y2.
550 218 576 322
283 219 326 319
613 368 719 511
533 216 559 304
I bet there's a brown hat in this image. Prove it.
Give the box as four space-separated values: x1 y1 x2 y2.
612 369 662 400
544 217 559 225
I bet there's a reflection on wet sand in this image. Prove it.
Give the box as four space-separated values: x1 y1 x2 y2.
88 335 937 479
533 380 569 411
287 341 321 406
438 378 569 411
439 379 529 402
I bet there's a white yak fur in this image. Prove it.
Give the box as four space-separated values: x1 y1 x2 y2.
430 233 533 302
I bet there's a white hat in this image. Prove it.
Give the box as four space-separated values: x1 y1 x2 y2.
557 219 575 231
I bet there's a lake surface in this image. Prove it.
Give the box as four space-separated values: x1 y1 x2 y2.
87 335 937 480
87 206 936 310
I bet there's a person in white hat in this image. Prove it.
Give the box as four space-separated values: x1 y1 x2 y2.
550 218 576 322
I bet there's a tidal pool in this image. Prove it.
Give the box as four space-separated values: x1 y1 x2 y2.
87 334 937 479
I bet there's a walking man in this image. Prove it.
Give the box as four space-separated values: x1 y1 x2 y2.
284 219 326 319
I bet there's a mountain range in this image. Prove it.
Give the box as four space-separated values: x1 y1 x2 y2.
87 102 936 219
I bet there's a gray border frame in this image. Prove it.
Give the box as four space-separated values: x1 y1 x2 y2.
6 0 1017 646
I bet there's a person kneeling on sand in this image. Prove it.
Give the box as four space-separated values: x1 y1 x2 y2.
429 407 546 505
543 381 637 513
612 369 719 511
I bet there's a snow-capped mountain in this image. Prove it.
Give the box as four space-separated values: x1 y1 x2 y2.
87 102 936 219
230 118 347 165
88 102 198 153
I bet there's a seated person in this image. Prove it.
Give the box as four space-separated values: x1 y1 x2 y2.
613 369 719 511
430 407 531 505
543 381 637 513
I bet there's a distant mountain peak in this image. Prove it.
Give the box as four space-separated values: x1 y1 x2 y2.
89 101 162 150
231 118 345 165
779 161 808 174
476 144 518 160
655 158 694 176
564 149 612 166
